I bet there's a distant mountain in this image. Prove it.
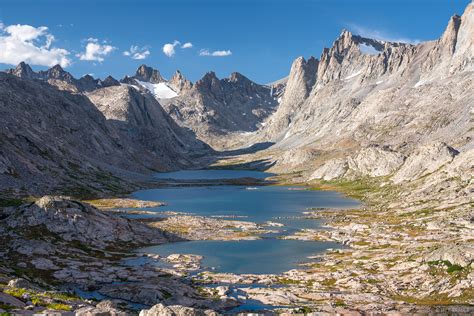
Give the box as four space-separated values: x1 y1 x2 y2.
120 65 280 148
162 70 279 148
6 62 121 92
0 69 209 196
7 62 281 145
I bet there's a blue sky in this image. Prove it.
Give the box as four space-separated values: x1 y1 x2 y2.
0 0 471 84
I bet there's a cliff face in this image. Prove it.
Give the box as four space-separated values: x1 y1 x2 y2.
86 84 210 160
258 3 473 158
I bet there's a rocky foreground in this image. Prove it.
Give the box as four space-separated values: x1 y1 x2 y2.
0 196 240 315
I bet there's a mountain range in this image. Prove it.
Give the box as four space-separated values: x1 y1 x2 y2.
0 2 472 199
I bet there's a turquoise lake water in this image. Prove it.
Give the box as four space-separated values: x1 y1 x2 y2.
132 170 360 275
153 169 275 180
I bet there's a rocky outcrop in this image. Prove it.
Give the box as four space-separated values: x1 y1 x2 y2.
310 159 348 181
392 142 459 184
283 56 318 103
0 292 26 308
6 196 167 247
310 146 405 180
347 146 405 177
424 245 474 267
422 3 474 79
75 300 127 316
139 304 218 316
451 2 474 73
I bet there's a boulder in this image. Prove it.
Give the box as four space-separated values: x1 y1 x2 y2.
310 159 348 181
139 304 218 316
6 196 167 248
424 245 474 267
0 292 26 308
75 300 127 316
8 278 37 290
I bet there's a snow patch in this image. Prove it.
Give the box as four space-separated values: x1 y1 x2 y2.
376 80 384 85
240 132 253 136
414 79 429 88
136 80 178 99
359 43 380 55
344 70 362 80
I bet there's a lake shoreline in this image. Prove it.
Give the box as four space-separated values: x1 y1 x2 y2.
1 169 471 315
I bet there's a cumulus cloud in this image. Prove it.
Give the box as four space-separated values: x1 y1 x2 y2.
348 24 421 44
0 23 71 67
77 38 116 62
123 45 150 60
162 40 180 57
181 42 193 49
199 49 232 57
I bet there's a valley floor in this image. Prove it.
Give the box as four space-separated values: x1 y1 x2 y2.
0 159 472 315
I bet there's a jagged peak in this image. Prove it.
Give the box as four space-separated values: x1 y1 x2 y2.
49 64 66 73
81 74 95 80
7 62 36 78
104 75 116 81
440 14 462 52
206 70 217 77
136 64 151 71
201 71 218 81
338 29 353 39
228 71 251 83
168 70 192 93
16 61 32 70
291 56 319 69
171 69 187 81
193 71 220 92
134 64 164 83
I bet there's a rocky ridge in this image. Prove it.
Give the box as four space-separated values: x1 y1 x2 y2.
0 68 210 196
7 62 121 92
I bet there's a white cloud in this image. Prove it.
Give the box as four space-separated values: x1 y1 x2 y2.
77 38 116 62
0 23 71 67
123 45 150 60
199 49 232 57
181 42 193 49
163 40 180 57
348 24 421 44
